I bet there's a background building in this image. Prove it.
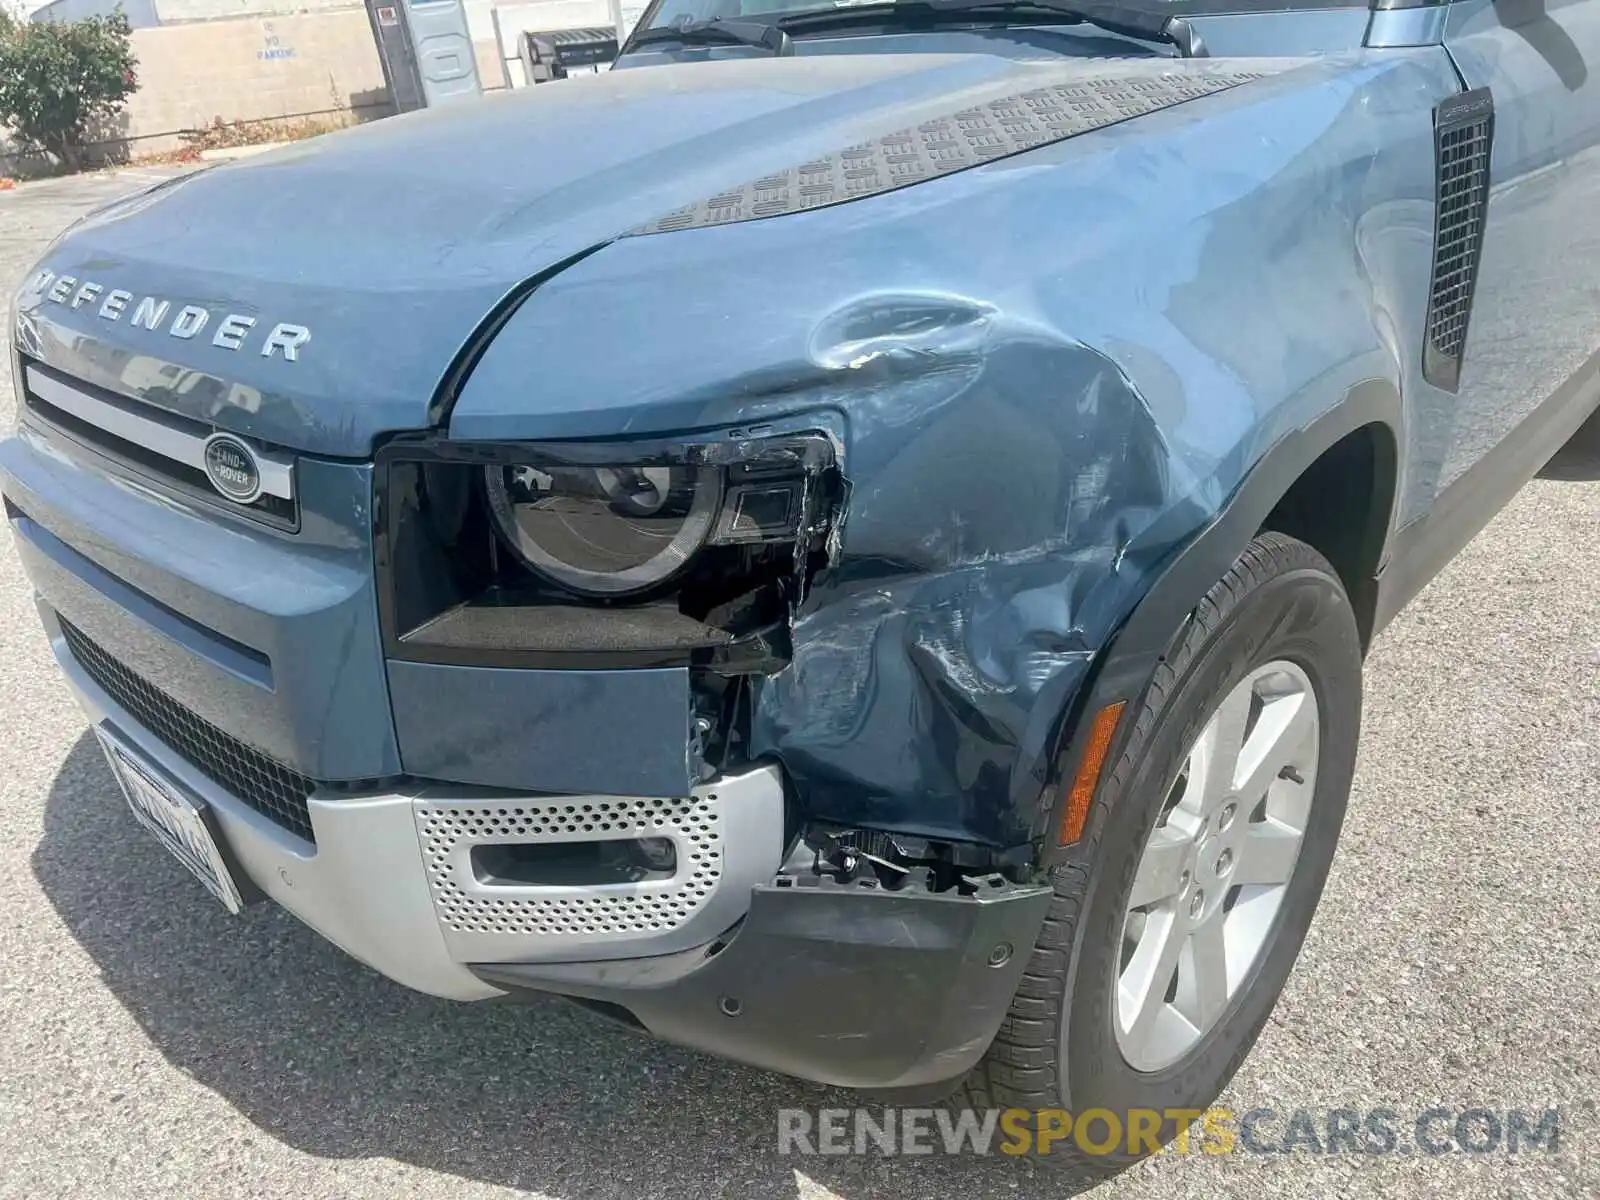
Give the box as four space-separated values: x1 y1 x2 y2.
9 0 632 169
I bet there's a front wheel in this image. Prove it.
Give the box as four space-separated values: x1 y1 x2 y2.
963 532 1364 1166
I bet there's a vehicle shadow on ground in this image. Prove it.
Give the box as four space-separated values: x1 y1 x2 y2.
34 735 1117 1200
1538 410 1600 480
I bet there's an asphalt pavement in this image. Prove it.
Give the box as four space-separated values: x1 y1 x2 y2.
0 169 1595 1200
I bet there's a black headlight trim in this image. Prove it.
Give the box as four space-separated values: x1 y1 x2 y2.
373 415 846 673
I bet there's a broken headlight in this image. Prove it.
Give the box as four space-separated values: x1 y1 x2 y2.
376 420 846 669
485 463 722 598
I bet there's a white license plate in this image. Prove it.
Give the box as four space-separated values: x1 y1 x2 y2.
95 727 243 914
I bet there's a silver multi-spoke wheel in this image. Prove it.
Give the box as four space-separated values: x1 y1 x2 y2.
1114 660 1321 1072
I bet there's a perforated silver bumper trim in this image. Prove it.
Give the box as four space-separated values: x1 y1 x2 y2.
415 765 785 965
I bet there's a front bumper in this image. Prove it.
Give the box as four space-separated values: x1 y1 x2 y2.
480 873 1053 1090
55 617 1051 1087
4 405 1056 1089
58 639 496 999
48 611 788 1000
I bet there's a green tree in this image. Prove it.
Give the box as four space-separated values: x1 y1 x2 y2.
0 11 138 173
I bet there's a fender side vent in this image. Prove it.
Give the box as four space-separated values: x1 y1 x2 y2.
1423 88 1494 392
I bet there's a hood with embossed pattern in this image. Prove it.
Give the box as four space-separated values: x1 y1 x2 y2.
12 52 1270 456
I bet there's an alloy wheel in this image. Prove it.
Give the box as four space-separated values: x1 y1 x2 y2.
1114 660 1321 1072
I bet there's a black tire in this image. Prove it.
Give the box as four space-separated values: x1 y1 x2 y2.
960 532 1363 1167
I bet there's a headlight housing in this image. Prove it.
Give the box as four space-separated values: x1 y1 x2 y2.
376 419 846 671
484 462 724 598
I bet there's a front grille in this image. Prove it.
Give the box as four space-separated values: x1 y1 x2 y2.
19 359 298 531
60 618 317 842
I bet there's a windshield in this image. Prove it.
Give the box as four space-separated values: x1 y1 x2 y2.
633 0 1334 34
646 0 869 23
637 0 915 30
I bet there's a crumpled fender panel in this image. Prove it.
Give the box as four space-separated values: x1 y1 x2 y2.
746 309 1207 847
455 51 1466 849
630 71 1263 234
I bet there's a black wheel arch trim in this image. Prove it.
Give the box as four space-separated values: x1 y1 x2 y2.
1036 377 1402 860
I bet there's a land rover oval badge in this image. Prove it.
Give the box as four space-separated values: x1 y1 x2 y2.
203 433 262 504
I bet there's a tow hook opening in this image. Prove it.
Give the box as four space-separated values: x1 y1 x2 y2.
471 837 678 888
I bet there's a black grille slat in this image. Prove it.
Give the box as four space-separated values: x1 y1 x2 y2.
1423 89 1494 392
60 619 317 842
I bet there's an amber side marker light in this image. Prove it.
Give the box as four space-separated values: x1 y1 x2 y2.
1058 701 1127 846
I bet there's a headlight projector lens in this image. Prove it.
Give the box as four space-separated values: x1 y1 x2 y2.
484 462 723 597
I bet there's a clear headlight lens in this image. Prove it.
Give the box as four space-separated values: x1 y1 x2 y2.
484 462 724 597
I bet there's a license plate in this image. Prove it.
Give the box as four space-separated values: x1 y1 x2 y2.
95 727 243 914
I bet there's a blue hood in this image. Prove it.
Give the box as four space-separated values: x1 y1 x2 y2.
15 51 1242 455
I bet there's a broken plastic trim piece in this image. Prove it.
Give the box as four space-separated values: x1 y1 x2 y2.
801 821 1036 892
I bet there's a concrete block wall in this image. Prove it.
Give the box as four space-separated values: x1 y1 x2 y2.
151 0 369 21
5 0 625 171
120 11 392 153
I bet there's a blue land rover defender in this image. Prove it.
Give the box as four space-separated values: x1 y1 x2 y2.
7 0 1599 1159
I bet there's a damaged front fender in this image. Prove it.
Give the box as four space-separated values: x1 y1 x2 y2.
452 50 1458 853
750 300 1212 847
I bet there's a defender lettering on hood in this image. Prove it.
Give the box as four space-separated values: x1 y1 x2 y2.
22 269 311 361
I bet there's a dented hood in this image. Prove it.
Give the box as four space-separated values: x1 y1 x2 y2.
14 52 1261 455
